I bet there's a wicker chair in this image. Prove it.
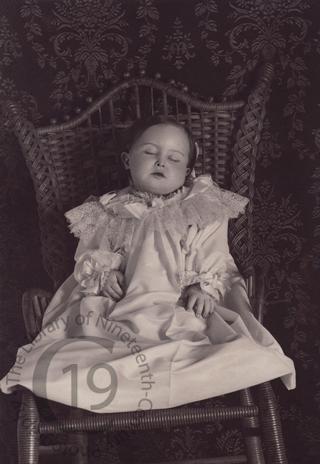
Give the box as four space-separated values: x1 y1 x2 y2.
3 55 288 464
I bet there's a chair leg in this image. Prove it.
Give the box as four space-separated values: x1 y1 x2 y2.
72 432 88 464
68 409 88 464
257 382 288 464
240 388 265 464
17 390 40 464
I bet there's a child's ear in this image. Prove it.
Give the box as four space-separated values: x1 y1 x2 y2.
121 152 130 169
186 167 191 176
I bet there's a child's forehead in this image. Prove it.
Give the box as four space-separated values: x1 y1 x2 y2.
135 123 188 142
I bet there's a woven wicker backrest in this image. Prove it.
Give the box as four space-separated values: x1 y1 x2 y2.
4 65 273 289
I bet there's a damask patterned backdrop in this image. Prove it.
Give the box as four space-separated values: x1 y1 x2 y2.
0 0 319 463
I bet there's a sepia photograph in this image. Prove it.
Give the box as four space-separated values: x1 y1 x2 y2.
0 1 319 463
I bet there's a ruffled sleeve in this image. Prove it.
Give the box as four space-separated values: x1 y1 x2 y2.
178 177 248 300
64 193 124 295
180 217 240 302
74 249 124 296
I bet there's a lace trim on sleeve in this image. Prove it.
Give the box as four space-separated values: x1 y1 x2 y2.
181 268 233 302
180 248 239 302
74 250 124 295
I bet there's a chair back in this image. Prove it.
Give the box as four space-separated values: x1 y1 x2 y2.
4 63 274 290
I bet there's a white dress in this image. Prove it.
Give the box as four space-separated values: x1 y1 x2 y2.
0 175 295 413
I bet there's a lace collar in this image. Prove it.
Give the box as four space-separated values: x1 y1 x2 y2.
65 175 249 242
127 185 184 207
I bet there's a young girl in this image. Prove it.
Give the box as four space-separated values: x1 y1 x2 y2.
1 116 295 412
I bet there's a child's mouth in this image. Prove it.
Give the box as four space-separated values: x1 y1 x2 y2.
152 172 165 178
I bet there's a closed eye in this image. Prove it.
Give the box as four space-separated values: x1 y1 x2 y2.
169 155 182 163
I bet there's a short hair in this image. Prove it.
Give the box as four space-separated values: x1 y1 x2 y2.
123 115 198 170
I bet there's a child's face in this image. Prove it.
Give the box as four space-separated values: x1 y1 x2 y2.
123 124 190 195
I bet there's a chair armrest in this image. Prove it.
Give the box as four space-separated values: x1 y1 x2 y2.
22 288 53 342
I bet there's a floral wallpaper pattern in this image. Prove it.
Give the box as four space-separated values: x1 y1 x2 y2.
0 1 319 463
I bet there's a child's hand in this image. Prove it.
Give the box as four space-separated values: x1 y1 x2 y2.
185 283 216 319
101 270 124 301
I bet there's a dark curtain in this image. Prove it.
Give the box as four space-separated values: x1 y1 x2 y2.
0 1 319 463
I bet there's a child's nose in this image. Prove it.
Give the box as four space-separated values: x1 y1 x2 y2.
155 153 166 167
155 159 165 168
